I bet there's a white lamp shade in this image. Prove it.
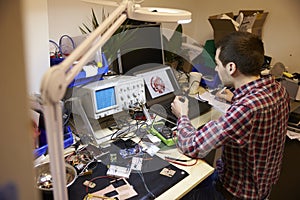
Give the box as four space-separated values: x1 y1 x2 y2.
128 6 192 23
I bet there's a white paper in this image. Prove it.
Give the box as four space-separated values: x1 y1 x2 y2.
197 92 231 114
83 65 98 77
287 130 300 141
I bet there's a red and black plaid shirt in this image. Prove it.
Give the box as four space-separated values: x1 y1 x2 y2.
177 75 290 199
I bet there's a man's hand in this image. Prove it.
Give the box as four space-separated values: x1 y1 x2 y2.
215 88 234 103
171 96 189 118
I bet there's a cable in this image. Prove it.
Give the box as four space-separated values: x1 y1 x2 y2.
49 39 62 58
85 176 116 193
189 80 200 91
165 157 198 167
137 170 156 199
164 156 193 162
59 34 75 56
78 160 98 176
110 121 132 141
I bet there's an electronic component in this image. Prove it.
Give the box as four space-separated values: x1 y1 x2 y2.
72 75 145 119
106 165 131 179
141 141 160 156
149 120 177 146
146 134 161 146
160 168 176 177
83 180 96 189
110 153 118 164
119 145 143 159
130 157 143 171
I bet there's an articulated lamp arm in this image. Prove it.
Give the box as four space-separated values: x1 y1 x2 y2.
40 2 128 200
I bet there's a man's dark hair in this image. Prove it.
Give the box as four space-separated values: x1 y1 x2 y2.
215 31 265 76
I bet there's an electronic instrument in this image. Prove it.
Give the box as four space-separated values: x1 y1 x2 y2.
73 75 145 119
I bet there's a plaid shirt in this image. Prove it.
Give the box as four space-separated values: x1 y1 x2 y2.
177 75 290 200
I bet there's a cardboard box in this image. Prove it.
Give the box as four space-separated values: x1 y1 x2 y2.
208 10 268 44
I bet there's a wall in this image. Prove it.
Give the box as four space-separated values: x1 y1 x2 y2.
47 0 109 42
143 0 300 72
47 0 300 73
23 0 49 94
0 1 39 199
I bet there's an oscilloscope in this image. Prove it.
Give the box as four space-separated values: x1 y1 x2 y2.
72 75 146 119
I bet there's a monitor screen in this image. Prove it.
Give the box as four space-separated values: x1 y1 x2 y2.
136 67 175 99
117 23 164 75
134 65 181 108
95 87 116 111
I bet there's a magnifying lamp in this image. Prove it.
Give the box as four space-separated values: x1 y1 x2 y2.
40 0 191 199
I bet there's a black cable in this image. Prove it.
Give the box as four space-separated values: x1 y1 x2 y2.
164 156 193 162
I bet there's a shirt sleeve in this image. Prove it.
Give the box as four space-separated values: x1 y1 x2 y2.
176 105 253 158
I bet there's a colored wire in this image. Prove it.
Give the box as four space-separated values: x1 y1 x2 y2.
59 35 75 50
165 157 198 166
49 39 62 57
85 176 116 193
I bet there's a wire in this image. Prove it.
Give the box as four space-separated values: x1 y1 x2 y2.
59 34 75 56
165 158 198 166
78 160 98 176
49 39 62 58
110 122 132 140
85 176 116 193
189 80 200 91
164 156 193 162
137 170 156 199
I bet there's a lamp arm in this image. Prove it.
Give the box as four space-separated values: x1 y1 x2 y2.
40 2 128 200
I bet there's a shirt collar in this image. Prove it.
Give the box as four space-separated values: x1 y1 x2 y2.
232 75 274 101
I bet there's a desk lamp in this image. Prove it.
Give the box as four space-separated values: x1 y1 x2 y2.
40 0 191 199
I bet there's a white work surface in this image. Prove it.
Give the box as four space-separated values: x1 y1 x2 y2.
155 150 214 199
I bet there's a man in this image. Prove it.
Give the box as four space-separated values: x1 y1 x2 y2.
171 31 290 200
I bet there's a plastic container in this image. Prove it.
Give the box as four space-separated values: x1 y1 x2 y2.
34 126 74 158
68 53 109 87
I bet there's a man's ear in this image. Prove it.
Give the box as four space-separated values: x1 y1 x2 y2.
225 62 236 75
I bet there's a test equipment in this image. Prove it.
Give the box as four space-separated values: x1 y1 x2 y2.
72 76 146 119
